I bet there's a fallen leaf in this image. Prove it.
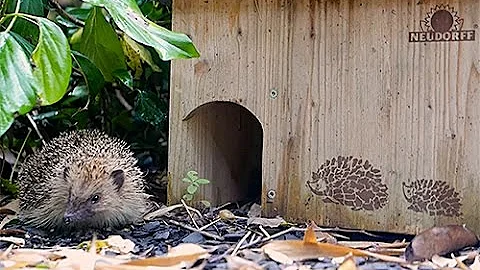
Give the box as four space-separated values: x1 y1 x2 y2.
247 203 262 218
431 254 457 268
470 255 480 270
125 243 209 267
219 209 237 220
55 248 126 269
106 235 136 254
247 216 286 228
338 240 408 249
0 200 19 230
0 229 26 236
0 236 25 246
261 222 366 262
225 255 263 269
0 200 19 213
453 253 470 270
143 204 183 220
405 225 478 262
263 247 294 265
338 255 358 270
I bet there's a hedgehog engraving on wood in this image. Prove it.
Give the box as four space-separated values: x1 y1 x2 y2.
307 156 389 211
402 179 462 217
18 129 148 229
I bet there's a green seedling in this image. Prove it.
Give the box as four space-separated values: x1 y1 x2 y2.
182 170 211 207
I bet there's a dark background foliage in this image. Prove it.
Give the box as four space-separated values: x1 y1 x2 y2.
0 0 173 203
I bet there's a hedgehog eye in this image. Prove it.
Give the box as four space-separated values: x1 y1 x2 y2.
90 194 100 204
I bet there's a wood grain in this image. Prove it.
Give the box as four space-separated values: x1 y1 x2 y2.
169 0 480 234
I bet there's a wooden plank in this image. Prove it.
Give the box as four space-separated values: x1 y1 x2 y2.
169 0 480 234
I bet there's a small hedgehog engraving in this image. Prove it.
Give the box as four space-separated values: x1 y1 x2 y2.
307 156 389 211
402 179 462 217
18 129 148 229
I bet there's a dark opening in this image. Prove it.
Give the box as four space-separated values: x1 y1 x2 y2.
186 101 263 204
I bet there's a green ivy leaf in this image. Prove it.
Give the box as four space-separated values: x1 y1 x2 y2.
196 178 210 185
76 7 127 81
134 91 167 126
82 0 200 60
71 51 105 97
181 177 192 183
31 18 72 105
0 32 37 135
186 170 199 181
187 184 197 194
182 194 193 201
4 0 46 43
113 69 133 89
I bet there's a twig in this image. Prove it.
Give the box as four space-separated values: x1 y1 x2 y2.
48 0 84 27
198 217 220 232
259 225 270 238
231 231 252 257
167 219 224 241
181 199 199 229
9 128 31 183
114 89 133 111
26 113 45 146
239 226 296 250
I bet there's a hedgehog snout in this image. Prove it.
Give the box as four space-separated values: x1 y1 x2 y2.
63 204 94 224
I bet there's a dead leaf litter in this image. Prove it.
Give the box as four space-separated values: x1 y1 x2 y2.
0 201 479 269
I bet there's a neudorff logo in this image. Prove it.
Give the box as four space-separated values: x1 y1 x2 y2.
409 4 475 42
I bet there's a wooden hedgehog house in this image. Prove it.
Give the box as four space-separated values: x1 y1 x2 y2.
168 0 480 234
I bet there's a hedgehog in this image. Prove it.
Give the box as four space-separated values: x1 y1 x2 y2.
17 129 149 229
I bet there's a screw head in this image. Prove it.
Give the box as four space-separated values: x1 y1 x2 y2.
267 189 276 199
269 89 278 99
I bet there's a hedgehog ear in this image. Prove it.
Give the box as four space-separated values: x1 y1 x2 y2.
111 170 125 191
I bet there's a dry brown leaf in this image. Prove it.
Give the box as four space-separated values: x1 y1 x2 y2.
338 240 408 249
338 255 358 270
143 204 183 220
247 217 286 228
0 229 26 237
0 236 25 246
105 235 136 254
470 255 480 270
431 254 457 268
225 255 263 270
261 222 366 262
315 231 337 244
0 200 19 214
55 248 126 269
247 203 262 218
0 200 19 230
219 209 237 220
452 254 470 270
405 225 478 262
263 247 294 265
125 243 208 267
361 250 407 264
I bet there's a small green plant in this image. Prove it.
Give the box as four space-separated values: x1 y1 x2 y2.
182 170 210 207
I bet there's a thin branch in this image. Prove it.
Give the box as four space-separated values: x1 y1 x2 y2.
26 113 45 146
48 0 84 27
181 199 200 229
167 219 224 241
9 128 31 183
115 89 133 111
231 231 251 256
